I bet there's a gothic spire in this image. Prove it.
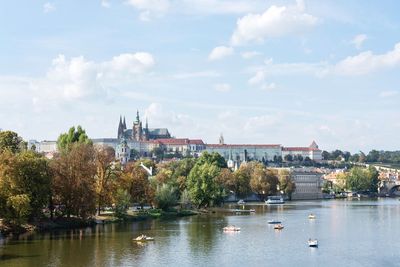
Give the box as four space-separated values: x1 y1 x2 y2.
136 110 140 123
145 117 148 130
123 116 127 129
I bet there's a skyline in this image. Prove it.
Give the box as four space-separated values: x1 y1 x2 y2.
1 0 400 153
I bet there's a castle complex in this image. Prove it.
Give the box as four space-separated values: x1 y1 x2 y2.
29 111 323 165
117 111 170 141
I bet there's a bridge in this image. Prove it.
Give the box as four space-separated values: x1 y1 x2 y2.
380 180 400 196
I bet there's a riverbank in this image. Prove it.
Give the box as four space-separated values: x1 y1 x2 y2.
0 209 199 236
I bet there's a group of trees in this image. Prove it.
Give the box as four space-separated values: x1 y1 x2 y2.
322 149 400 164
0 127 296 226
325 166 379 194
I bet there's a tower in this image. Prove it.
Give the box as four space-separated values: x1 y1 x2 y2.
117 115 124 139
219 133 224 145
132 110 143 141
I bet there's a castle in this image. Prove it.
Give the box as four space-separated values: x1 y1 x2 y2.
117 111 171 141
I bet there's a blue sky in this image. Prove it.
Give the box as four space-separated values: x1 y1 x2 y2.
0 0 399 152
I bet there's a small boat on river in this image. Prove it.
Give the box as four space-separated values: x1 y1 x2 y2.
223 225 241 232
268 220 281 224
133 234 155 242
237 199 246 205
308 214 316 219
274 224 284 230
308 239 318 247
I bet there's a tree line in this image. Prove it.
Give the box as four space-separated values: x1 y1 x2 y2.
0 127 295 227
322 149 400 164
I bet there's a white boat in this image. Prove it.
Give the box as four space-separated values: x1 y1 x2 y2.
249 209 256 213
274 224 284 230
223 225 241 232
308 239 318 247
308 214 316 219
267 220 281 224
265 196 285 205
237 199 246 205
133 235 155 242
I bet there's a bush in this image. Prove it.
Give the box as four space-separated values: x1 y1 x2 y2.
155 184 178 211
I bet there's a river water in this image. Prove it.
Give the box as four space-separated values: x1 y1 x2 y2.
1 199 400 267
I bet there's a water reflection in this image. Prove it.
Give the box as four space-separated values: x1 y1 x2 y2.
1 199 400 267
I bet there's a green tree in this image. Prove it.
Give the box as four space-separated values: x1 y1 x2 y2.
186 163 225 208
283 154 293 162
6 194 31 224
0 130 23 153
345 166 378 192
114 188 131 218
196 152 227 168
57 126 92 151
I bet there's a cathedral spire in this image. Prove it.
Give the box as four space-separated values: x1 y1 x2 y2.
123 116 127 130
145 117 148 130
136 110 140 123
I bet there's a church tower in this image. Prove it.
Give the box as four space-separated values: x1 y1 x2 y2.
219 133 225 145
117 115 124 139
132 110 143 141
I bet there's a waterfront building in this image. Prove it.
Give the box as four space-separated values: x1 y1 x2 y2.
290 168 323 200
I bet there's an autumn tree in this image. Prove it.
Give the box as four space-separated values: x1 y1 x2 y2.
278 169 296 200
0 150 51 224
121 163 154 208
94 146 119 215
51 143 97 219
249 163 279 200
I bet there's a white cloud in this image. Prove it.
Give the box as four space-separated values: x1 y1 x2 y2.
379 90 399 98
101 0 111 8
0 52 156 111
126 0 170 21
248 70 276 91
179 0 263 15
241 51 262 59
208 46 234 61
214 83 231 92
351 34 367 50
231 0 318 45
43 2 56 13
333 42 400 75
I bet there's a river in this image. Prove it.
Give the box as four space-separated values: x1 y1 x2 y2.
1 198 400 267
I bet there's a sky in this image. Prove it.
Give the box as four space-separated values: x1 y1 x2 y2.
0 0 399 153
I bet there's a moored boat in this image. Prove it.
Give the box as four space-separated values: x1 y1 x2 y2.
308 239 318 247
237 199 246 205
274 224 284 230
265 196 285 205
267 220 281 224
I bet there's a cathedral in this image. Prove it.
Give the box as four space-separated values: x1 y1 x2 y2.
117 111 171 141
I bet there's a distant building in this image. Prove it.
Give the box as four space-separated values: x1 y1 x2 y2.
290 168 323 200
205 144 282 163
117 111 171 141
282 141 322 161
